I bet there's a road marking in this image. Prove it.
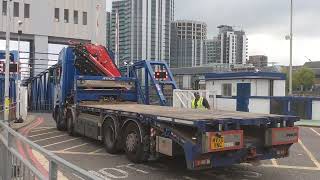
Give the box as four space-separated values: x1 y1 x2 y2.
310 128 320 136
51 150 115 157
28 130 59 138
271 159 278 167
32 149 68 179
42 138 79 148
298 139 320 168
262 164 320 171
60 143 89 151
183 176 198 180
31 127 55 133
116 164 149 174
33 134 68 142
88 148 104 154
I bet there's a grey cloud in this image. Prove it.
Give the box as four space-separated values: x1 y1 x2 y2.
175 0 320 38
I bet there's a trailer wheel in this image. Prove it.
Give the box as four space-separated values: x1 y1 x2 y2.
124 122 149 163
103 120 119 154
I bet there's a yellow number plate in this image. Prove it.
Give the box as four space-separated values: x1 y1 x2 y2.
211 136 224 150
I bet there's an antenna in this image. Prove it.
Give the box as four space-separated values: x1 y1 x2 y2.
304 56 312 62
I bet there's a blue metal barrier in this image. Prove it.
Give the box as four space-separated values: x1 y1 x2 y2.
25 66 55 112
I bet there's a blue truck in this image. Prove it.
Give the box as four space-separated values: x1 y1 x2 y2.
47 43 299 170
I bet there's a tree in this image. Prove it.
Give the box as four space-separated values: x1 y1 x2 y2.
281 67 315 92
292 67 315 91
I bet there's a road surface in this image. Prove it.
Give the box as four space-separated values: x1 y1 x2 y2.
18 113 320 180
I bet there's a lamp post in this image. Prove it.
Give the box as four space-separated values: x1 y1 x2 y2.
4 0 12 123
16 20 23 123
289 0 293 95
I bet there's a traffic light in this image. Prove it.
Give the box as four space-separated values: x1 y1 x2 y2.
154 71 168 81
0 62 18 73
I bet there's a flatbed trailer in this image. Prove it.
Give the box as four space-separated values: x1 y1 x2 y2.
28 43 300 170
69 103 299 170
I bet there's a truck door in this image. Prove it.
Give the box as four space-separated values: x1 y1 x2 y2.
236 83 251 112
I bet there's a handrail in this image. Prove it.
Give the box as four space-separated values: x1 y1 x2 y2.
0 121 102 180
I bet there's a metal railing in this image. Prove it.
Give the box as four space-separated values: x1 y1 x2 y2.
0 121 102 180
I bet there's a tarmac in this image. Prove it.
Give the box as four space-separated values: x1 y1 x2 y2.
295 119 320 127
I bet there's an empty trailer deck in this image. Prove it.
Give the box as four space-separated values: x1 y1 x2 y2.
79 104 299 125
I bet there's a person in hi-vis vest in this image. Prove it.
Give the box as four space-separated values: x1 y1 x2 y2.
191 92 210 109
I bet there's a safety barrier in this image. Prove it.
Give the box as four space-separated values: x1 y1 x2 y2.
0 121 101 180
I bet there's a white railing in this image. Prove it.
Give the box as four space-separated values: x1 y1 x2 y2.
173 89 217 109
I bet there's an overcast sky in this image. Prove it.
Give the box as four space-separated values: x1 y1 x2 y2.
107 0 320 65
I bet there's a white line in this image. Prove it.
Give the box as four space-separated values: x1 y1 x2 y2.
33 134 68 143
262 164 320 171
30 127 55 133
183 176 198 180
42 138 79 148
29 130 59 138
88 148 104 154
310 128 320 137
271 159 278 167
298 139 320 168
51 151 115 157
61 143 89 151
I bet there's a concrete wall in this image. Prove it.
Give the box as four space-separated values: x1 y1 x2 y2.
182 75 192 89
249 98 270 114
0 0 106 45
273 80 286 96
216 98 236 111
312 100 320 120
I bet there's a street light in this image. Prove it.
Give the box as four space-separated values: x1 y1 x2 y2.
4 0 12 123
289 0 293 95
16 20 23 123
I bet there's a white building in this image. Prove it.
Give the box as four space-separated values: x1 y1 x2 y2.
170 20 207 68
205 72 286 112
110 0 174 66
0 0 106 75
207 25 248 65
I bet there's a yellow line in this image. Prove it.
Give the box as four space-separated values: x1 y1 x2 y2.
271 159 278 167
262 164 320 171
310 128 320 136
298 139 320 168
33 134 68 142
31 127 55 133
88 148 104 154
61 143 89 151
42 138 79 148
29 131 59 138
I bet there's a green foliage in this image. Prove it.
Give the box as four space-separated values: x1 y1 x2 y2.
293 68 315 91
281 67 315 92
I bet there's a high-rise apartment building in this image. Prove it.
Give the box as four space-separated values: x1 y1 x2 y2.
106 11 111 47
248 55 268 67
206 37 220 64
206 25 248 64
170 20 207 68
110 0 174 66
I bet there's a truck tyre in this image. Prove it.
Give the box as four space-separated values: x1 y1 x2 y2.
56 114 66 131
103 120 118 154
124 122 149 163
67 111 75 136
56 109 66 131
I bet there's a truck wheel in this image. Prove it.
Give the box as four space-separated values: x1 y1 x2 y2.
67 112 75 136
124 122 149 163
56 110 66 131
103 120 118 154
